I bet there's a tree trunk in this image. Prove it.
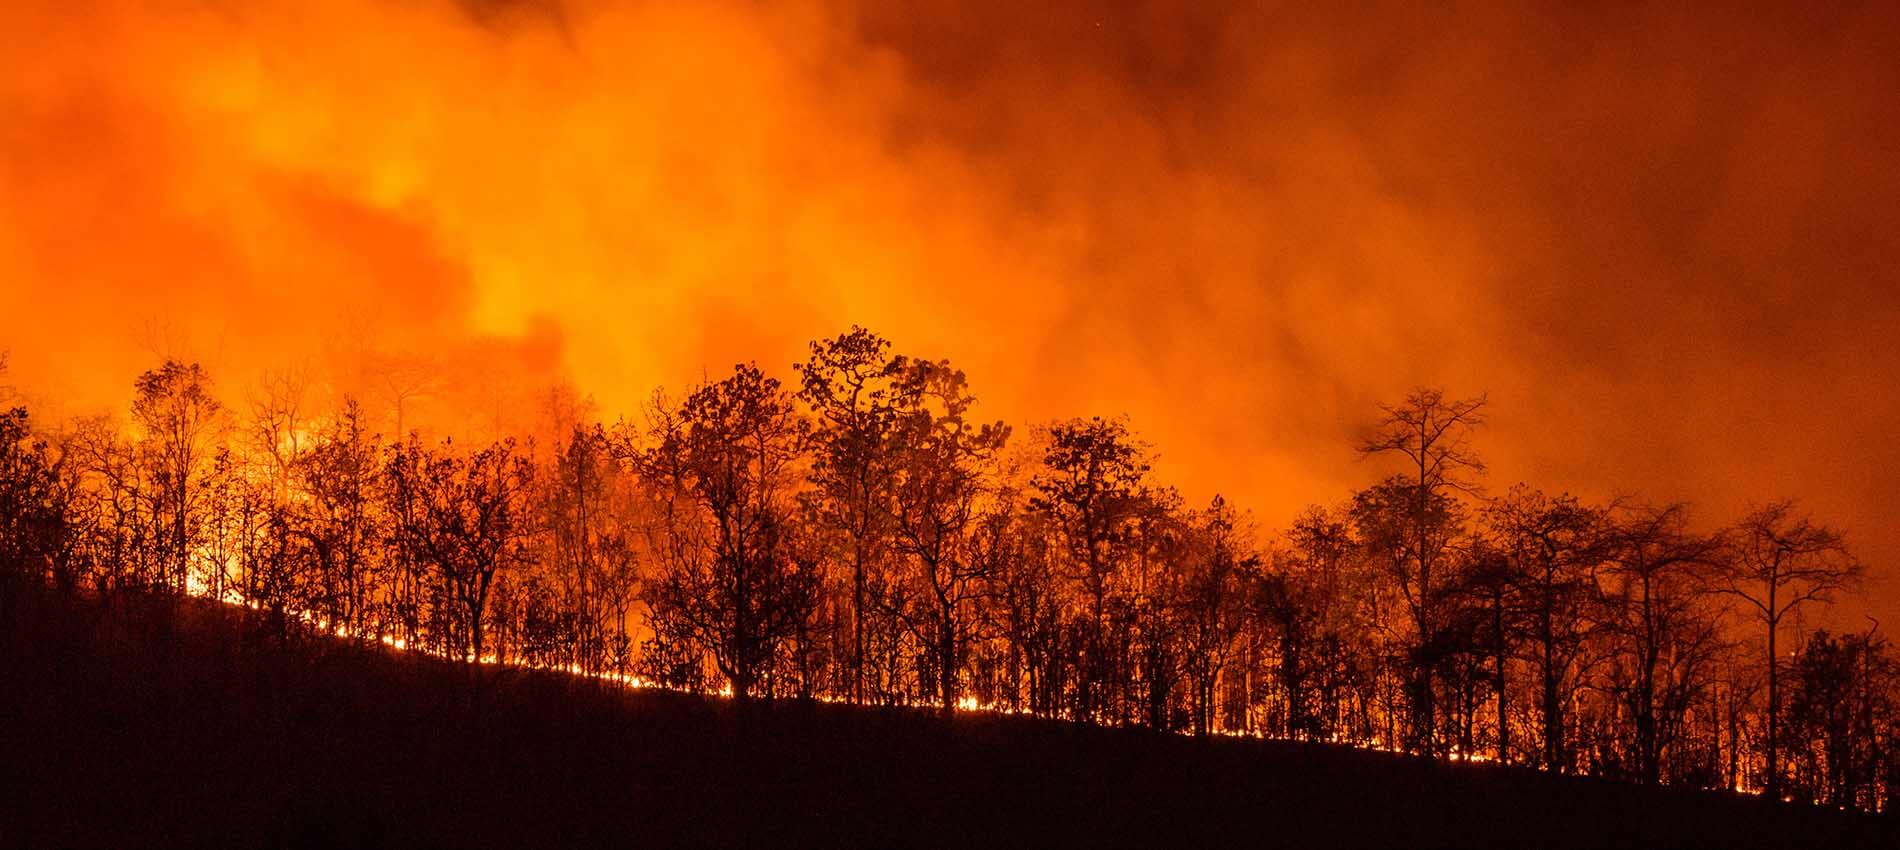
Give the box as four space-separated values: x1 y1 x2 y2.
853 548 866 703
939 622 957 716
1765 612 1780 799
1494 606 1509 763
1542 632 1561 772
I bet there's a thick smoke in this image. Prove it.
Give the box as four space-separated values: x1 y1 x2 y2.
2 0 1895 620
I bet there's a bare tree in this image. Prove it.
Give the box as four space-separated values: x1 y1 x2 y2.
541 423 641 674
131 361 223 594
1350 476 1466 752
247 365 311 500
1484 485 1608 772
1718 500 1862 799
1355 387 1485 753
1602 502 1725 785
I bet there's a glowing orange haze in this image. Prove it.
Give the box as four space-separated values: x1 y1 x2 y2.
3 1 1897 623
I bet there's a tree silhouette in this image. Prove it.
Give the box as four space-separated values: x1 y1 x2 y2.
1719 501 1863 799
541 424 640 675
131 361 223 595
1350 476 1464 751
385 436 537 662
1356 388 1486 754
1784 628 1896 809
1178 496 1254 736
885 357 1009 713
639 363 819 699
0 403 78 601
292 398 384 639
1601 502 1725 785
1032 417 1152 724
1284 505 1366 743
796 327 907 702
1484 485 1608 772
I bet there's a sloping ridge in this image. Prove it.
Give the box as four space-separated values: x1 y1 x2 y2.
1 588 1891 849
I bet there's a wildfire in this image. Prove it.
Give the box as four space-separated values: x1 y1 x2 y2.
5 2 1892 818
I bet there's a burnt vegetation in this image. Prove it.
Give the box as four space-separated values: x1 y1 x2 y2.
0 335 1897 846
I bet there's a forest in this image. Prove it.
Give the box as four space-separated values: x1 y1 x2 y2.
0 327 1893 813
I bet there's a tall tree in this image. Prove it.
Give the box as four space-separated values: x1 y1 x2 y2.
291 398 384 639
0 403 79 598
1455 536 1519 763
1031 416 1151 723
639 363 819 699
1601 502 1724 785
1484 485 1608 772
543 424 641 674
886 358 1009 713
1178 496 1254 736
1783 628 1896 809
1350 477 1465 752
1355 387 1485 754
796 327 908 701
385 437 537 662
131 361 223 594
246 366 310 500
988 493 1064 716
1718 500 1862 799
1285 505 1366 743
1131 487 1188 730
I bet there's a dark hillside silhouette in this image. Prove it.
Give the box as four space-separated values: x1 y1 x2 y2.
2 586 1892 849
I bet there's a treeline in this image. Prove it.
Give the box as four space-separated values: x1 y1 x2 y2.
0 333 1894 811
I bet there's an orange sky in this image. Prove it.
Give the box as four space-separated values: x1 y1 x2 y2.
3 0 1896 625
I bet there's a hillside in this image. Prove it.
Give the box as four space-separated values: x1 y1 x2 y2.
1 589 1892 849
